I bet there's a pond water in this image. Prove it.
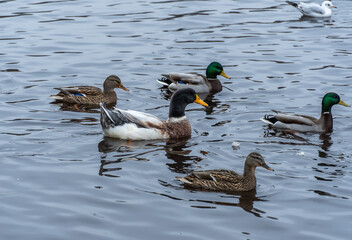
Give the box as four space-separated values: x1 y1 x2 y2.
1 0 352 239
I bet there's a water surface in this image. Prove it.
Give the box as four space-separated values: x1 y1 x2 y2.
1 0 352 239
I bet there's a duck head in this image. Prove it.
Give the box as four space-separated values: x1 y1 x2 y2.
206 62 231 79
245 152 274 171
169 88 208 118
321 92 349 113
104 75 129 92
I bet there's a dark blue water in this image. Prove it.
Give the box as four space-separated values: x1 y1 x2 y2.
1 0 352 239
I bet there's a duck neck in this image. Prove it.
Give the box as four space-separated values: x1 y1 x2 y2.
169 102 187 119
103 90 117 104
207 79 222 93
103 86 115 94
320 99 334 132
243 165 256 180
319 112 333 132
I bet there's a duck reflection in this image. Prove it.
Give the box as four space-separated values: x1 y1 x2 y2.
263 128 333 151
319 133 332 151
98 136 163 153
155 182 267 217
98 136 205 177
59 116 99 124
191 190 266 217
163 137 204 173
98 137 164 177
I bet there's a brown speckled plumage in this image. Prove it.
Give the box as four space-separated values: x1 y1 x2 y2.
50 75 128 107
176 152 274 192
142 118 192 139
165 118 192 139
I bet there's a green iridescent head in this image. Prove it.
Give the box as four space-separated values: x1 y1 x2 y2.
321 92 349 113
205 62 231 79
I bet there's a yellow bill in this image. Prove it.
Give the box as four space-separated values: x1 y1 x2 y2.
339 100 349 107
220 71 231 79
194 95 208 107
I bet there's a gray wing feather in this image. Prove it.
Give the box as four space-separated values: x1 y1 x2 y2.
274 113 317 126
162 73 205 85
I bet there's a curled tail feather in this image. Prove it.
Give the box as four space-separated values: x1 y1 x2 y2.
261 115 278 124
156 77 172 86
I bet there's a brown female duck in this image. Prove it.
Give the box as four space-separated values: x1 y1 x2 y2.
176 152 273 192
50 75 128 107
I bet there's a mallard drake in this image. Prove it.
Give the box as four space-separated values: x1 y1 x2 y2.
157 62 231 93
286 1 336 18
261 92 349 133
176 152 273 192
100 88 208 140
50 75 128 107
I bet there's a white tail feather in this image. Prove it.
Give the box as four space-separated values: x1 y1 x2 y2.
176 177 192 184
261 118 274 125
50 95 64 100
156 79 170 86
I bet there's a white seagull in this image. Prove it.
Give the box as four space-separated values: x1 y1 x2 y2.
286 1 336 17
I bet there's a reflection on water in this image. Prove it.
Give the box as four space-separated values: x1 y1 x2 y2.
2 0 352 239
190 190 267 217
98 136 203 174
163 138 204 173
153 183 269 218
319 133 333 151
263 128 334 152
98 137 164 153
98 138 164 177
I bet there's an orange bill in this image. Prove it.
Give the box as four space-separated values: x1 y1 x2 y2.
194 95 208 107
119 84 129 91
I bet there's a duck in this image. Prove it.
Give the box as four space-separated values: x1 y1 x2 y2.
261 92 349 133
157 62 231 93
100 88 208 140
176 152 273 192
286 0 336 17
50 75 129 107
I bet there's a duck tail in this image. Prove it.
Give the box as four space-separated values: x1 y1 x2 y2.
261 114 278 124
157 76 172 86
49 94 64 100
53 87 74 97
176 176 192 184
286 1 298 8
